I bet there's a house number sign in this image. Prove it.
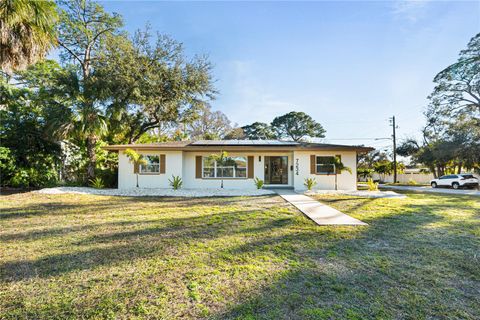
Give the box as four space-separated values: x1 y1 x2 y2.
295 158 299 175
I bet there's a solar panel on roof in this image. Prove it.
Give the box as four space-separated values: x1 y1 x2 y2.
190 140 301 146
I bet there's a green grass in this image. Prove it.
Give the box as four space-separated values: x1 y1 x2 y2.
0 191 479 319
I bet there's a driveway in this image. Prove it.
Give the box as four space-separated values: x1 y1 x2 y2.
380 184 480 196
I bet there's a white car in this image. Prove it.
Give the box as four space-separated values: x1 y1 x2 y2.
430 174 479 189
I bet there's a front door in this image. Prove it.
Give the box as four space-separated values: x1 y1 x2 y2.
264 156 288 185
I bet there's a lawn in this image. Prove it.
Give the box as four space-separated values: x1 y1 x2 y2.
0 191 479 319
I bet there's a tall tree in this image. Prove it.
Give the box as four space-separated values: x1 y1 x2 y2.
223 127 246 140
0 0 58 74
241 122 276 140
0 66 63 187
186 105 232 140
426 33 480 124
271 111 326 141
56 0 122 179
94 26 216 143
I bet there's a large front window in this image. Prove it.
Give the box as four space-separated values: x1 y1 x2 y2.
140 155 160 173
316 156 335 174
203 156 247 178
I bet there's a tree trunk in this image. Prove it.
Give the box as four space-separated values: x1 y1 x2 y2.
457 163 462 174
430 165 437 179
86 135 97 181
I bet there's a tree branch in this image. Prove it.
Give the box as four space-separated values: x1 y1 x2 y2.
58 40 84 68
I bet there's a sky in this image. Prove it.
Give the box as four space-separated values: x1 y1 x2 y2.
95 0 479 151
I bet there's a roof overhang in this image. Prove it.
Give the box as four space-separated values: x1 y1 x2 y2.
102 143 374 153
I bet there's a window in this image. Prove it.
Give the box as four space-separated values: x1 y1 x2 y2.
440 175 456 180
203 156 247 178
316 156 335 174
140 155 160 173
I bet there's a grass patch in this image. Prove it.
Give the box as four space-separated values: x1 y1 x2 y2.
0 191 479 319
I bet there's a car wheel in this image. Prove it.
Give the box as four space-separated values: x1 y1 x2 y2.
452 182 459 189
431 182 437 188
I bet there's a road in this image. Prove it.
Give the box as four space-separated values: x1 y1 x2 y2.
380 185 480 196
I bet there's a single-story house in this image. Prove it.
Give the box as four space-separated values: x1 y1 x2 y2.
104 140 373 191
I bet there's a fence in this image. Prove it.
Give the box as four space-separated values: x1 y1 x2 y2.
359 172 480 184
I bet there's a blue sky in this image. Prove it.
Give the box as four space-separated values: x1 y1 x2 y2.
97 0 479 150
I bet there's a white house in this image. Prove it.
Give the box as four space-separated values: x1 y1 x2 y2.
104 140 373 191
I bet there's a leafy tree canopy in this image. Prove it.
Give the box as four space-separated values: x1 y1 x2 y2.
95 26 216 143
241 122 276 140
426 33 480 126
271 111 326 141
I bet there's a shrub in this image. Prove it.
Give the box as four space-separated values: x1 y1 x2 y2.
367 178 379 191
9 166 58 188
95 168 118 188
0 147 16 185
169 175 183 190
408 179 418 185
90 177 105 189
253 177 264 189
304 177 317 191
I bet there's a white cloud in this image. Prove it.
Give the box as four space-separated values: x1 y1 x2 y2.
391 0 430 22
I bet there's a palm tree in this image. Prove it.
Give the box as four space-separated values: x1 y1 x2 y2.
0 0 58 74
333 157 352 191
124 149 147 188
208 151 228 188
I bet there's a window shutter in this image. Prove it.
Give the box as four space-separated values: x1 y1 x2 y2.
195 156 202 179
134 163 139 174
310 155 316 174
247 156 254 178
160 154 166 174
335 155 341 174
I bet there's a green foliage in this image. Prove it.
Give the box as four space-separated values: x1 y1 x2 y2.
0 147 16 185
208 151 229 165
241 122 276 140
95 26 216 144
367 178 379 191
357 167 373 179
408 179 418 186
271 111 326 141
90 177 105 189
0 76 62 188
304 177 317 191
416 33 480 177
9 166 58 188
168 175 183 190
426 32 479 124
333 156 352 174
124 149 146 165
208 151 229 188
253 177 264 189
124 148 146 188
0 0 58 73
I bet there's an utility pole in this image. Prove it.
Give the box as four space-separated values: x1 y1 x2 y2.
389 116 397 183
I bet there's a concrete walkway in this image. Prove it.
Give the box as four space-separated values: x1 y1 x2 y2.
380 185 480 196
275 189 367 226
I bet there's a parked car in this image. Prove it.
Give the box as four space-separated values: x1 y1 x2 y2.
430 174 479 189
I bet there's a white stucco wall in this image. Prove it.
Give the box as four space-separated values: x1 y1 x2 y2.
293 151 357 191
117 149 358 190
182 152 294 189
118 151 183 189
